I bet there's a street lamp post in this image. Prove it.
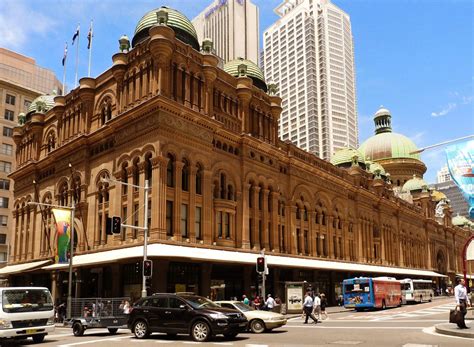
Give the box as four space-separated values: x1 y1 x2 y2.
104 177 150 297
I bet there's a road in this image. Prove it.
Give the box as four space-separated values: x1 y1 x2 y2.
4 297 472 347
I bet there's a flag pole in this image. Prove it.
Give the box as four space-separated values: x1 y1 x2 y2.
87 20 93 77
62 42 67 96
74 23 80 88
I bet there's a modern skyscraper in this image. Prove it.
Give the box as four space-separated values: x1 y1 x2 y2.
436 165 451 184
0 48 61 269
263 0 357 160
192 0 259 64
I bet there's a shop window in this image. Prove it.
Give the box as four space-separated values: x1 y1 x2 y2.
182 159 189 191
167 154 175 187
195 206 202 239
195 164 203 195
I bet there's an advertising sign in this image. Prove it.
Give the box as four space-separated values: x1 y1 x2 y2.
446 140 474 218
52 208 71 263
286 283 303 312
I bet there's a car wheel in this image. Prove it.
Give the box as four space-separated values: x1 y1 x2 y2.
191 320 211 342
72 322 85 336
133 320 149 339
32 334 46 343
108 328 118 335
223 332 238 339
250 319 265 334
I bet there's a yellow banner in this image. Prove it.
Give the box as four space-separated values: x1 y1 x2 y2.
52 208 71 264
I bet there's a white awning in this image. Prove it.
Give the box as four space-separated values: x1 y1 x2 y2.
41 243 446 278
0 260 51 276
456 274 474 279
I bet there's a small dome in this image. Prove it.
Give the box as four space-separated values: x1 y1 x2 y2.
452 214 470 227
402 175 428 193
224 57 267 92
374 106 391 118
431 190 447 202
366 161 386 176
132 6 199 50
331 148 365 166
27 94 56 115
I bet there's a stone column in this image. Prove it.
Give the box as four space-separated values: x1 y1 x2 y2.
151 156 167 240
289 205 297 254
328 216 334 258
270 191 279 252
251 186 260 249
173 162 184 241
137 162 146 240
184 71 191 108
126 166 135 241
261 189 269 250
189 166 197 242
241 184 251 249
202 170 213 245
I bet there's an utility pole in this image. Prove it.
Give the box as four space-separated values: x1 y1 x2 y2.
105 178 150 297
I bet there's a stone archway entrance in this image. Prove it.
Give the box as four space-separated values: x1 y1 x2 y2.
436 249 448 292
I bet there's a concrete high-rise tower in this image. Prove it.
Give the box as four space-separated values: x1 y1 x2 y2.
192 0 259 64
263 0 358 160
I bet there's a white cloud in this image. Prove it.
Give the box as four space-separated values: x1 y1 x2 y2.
0 1 56 50
461 95 473 104
431 102 457 117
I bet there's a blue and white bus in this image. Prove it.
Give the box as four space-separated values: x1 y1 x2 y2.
343 277 402 311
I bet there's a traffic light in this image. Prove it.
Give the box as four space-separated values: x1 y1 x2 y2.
256 257 265 273
105 217 113 235
112 216 121 234
143 260 153 277
145 277 152 288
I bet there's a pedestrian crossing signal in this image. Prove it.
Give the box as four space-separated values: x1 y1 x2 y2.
256 257 265 273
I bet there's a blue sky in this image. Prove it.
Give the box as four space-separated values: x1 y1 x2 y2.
0 0 472 183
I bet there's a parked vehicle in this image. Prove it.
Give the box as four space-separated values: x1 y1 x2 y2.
128 293 247 342
67 297 129 336
400 279 434 304
216 300 287 333
0 287 55 343
343 277 402 310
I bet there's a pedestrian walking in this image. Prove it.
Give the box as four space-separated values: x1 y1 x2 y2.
253 295 261 310
242 294 250 306
454 278 471 329
265 294 276 311
320 293 328 320
313 293 321 322
303 291 318 324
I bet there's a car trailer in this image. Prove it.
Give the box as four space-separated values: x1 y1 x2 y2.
66 297 130 336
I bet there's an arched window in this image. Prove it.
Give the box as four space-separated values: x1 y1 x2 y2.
303 206 308 221
132 159 139 190
73 176 81 203
167 154 175 187
182 159 189 191
220 173 226 199
227 185 234 200
195 163 203 195
59 182 69 206
47 132 56 153
144 153 152 182
121 163 128 195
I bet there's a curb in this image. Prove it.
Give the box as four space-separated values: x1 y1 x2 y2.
434 323 474 339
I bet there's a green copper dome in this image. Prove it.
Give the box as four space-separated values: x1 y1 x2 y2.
224 57 267 92
359 107 421 161
27 94 56 115
452 214 470 227
366 161 386 176
402 175 428 193
132 6 199 50
330 148 365 166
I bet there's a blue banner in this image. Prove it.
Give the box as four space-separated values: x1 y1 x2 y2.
446 140 474 218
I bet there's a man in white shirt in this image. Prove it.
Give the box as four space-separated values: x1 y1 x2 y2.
454 278 471 329
313 294 321 322
303 292 318 324
265 294 275 311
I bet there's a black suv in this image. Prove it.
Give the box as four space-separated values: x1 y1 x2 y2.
128 293 248 342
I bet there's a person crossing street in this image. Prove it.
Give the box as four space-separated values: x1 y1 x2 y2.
303 291 318 324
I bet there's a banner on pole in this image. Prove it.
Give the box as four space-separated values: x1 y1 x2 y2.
445 140 474 218
52 208 71 264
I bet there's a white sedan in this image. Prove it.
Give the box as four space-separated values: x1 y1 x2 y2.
215 301 287 333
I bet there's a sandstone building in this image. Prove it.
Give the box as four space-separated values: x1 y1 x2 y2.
1 7 470 304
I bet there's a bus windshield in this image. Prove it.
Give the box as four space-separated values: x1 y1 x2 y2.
2 289 53 313
402 283 412 291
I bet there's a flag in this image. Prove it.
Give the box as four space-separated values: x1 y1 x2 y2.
52 208 72 263
72 25 80 45
87 21 93 49
62 43 68 66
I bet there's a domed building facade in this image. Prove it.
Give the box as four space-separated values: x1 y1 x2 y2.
358 107 427 187
2 6 470 304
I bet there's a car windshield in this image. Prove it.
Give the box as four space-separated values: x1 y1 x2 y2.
181 296 220 309
232 302 254 312
2 289 53 313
